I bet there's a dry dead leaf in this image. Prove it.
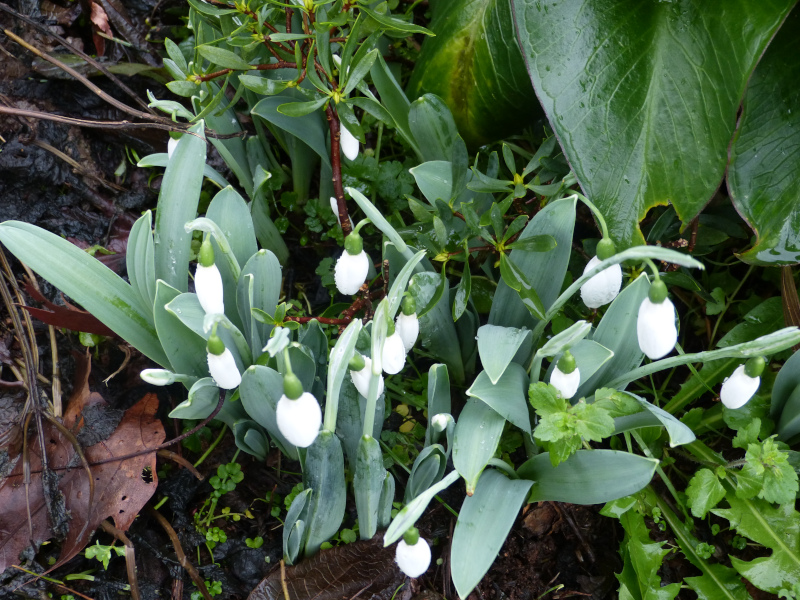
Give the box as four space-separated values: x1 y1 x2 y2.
0 393 164 572
89 1 112 56
248 536 403 600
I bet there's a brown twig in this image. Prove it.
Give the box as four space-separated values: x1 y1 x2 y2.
101 520 141 600
157 449 204 480
193 60 298 82
279 560 291 600
325 104 351 237
147 508 214 600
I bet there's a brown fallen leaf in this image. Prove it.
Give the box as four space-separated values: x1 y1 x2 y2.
0 393 164 572
22 282 116 338
248 536 403 600
90 0 112 56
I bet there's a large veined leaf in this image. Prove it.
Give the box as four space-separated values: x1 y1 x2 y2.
407 0 539 148
512 0 796 247
0 222 168 366
728 6 800 265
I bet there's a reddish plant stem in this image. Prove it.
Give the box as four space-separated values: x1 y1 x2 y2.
285 7 292 33
284 316 352 325
326 103 352 237
194 61 298 82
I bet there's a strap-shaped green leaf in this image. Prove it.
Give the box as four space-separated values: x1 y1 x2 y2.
239 365 298 459
126 211 156 310
153 280 208 378
0 221 167 366
453 398 506 494
354 435 386 540
518 450 658 504
476 324 531 384
384 470 461 546
467 364 531 433
154 120 207 292
303 431 347 557
451 470 533 599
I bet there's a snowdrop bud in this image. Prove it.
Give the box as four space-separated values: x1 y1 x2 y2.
720 357 764 409
276 374 322 448
195 239 224 315
334 232 370 295
396 528 431 578
431 413 450 432
550 351 580 399
167 136 179 159
350 356 384 398
140 369 176 386
206 335 241 389
396 312 419 353
340 125 359 161
382 330 407 375
580 255 622 309
636 280 677 360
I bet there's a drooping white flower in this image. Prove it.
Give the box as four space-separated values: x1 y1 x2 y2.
395 537 431 578
396 312 419 353
195 263 225 315
334 249 369 295
720 364 761 410
350 356 384 398
637 296 678 360
207 347 241 390
431 413 451 432
382 332 406 375
580 256 623 309
168 136 179 159
140 369 176 386
276 391 322 448
550 365 581 399
340 125 359 161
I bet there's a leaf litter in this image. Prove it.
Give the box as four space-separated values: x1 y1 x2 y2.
0 350 164 573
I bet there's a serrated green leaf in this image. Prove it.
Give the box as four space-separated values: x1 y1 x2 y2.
686 469 726 518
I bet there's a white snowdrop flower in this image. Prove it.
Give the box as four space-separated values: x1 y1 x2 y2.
334 231 370 295
276 391 322 448
720 358 764 410
196 264 225 315
580 256 623 309
382 332 407 375
396 312 419 353
195 238 224 315
549 350 580 399
140 369 176 386
431 413 450 432
207 347 241 390
330 196 353 230
550 367 580 399
637 280 677 360
396 530 431 578
350 356 384 399
168 136 179 159
340 125 359 161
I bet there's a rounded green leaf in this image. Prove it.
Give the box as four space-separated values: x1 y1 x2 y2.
514 0 795 247
728 8 800 265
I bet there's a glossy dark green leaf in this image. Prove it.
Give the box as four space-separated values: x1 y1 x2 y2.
514 0 795 247
451 470 533 599
154 120 207 292
359 6 433 35
198 44 253 70
499 253 545 320
303 431 347 556
407 0 540 148
728 7 800 265
252 95 330 166
369 55 421 158
518 450 658 504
